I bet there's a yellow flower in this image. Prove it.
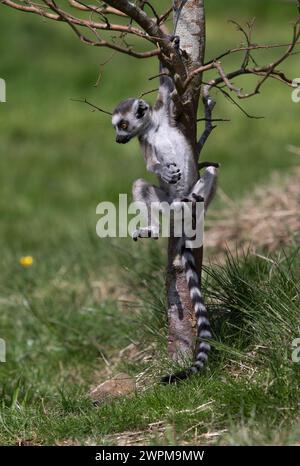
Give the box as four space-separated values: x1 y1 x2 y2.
19 256 34 267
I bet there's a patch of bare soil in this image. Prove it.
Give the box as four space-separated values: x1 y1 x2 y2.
206 168 300 259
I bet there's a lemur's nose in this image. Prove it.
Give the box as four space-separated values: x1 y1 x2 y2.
116 135 130 144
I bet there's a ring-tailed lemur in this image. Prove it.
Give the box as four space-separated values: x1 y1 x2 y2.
111 56 218 383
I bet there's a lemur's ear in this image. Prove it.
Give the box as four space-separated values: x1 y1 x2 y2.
136 100 148 119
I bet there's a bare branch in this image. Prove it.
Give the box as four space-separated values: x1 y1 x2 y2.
148 71 172 82
205 40 300 65
139 88 159 98
197 93 216 156
140 1 160 25
185 13 300 105
197 117 230 122
69 0 172 26
2 0 151 39
103 0 170 46
237 17 300 99
158 6 173 26
1 0 163 58
228 18 258 68
68 0 127 17
71 97 112 115
70 0 113 28
216 86 264 119
213 61 241 94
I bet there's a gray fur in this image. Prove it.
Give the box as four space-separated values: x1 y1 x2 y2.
112 60 219 383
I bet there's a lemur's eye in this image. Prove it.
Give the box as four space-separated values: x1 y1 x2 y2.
120 121 128 130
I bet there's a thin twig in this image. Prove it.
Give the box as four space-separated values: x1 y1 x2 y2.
217 87 264 119
139 88 159 98
68 0 127 17
1 0 161 58
158 6 173 25
197 117 230 122
71 98 112 116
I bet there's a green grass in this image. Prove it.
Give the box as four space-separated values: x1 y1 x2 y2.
1 0 300 445
1 246 300 445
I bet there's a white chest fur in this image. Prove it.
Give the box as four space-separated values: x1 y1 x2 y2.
150 123 189 167
156 123 197 194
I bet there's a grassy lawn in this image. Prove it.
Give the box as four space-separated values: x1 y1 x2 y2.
0 0 300 445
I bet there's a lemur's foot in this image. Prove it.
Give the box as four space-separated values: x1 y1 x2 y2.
168 34 180 44
181 193 204 203
171 35 180 51
161 162 181 185
198 161 220 171
132 227 159 241
172 194 204 213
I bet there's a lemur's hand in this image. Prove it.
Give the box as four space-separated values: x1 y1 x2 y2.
160 162 181 184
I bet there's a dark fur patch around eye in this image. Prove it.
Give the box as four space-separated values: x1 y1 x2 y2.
118 120 129 130
136 101 148 119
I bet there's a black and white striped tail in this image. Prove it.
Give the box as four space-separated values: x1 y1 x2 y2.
161 242 212 384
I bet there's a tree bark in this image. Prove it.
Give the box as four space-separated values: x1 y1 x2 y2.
167 0 206 362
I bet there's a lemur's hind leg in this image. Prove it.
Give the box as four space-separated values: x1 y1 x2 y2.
191 166 218 212
132 178 169 241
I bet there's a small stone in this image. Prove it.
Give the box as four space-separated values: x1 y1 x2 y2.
90 373 136 405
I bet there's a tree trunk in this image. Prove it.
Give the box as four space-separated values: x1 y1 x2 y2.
167 0 206 362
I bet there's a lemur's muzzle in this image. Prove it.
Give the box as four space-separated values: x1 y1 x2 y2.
116 135 131 144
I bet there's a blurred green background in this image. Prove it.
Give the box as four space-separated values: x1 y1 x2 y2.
0 0 299 253
0 0 300 445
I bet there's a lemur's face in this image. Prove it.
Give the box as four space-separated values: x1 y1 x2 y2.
112 98 150 144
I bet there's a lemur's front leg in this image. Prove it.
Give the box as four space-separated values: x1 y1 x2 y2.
142 140 181 185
